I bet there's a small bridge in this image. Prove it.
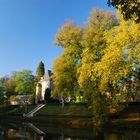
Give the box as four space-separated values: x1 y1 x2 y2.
24 104 46 117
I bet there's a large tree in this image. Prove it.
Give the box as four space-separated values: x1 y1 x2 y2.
52 9 118 123
78 9 118 123
36 61 45 80
52 8 140 123
94 14 140 104
52 21 83 99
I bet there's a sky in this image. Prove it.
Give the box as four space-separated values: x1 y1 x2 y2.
0 0 116 77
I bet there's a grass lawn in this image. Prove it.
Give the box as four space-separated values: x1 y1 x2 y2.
6 105 36 115
5 103 93 118
36 103 93 117
3 103 140 125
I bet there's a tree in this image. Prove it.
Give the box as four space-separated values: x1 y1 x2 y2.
52 7 139 124
78 9 118 123
36 61 45 80
0 76 16 105
0 78 6 105
0 70 36 105
53 9 118 123
94 14 140 105
52 21 83 100
12 70 35 95
52 52 78 99
108 0 140 22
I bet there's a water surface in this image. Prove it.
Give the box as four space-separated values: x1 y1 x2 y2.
0 121 139 140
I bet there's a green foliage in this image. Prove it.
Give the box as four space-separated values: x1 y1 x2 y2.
12 70 35 95
0 76 16 105
52 21 83 98
86 91 109 125
28 93 36 104
36 61 45 80
0 70 36 105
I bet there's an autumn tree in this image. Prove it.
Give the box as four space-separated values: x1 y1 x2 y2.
52 8 139 123
94 14 140 105
52 21 83 99
77 9 118 123
108 0 140 22
36 61 45 81
52 9 118 123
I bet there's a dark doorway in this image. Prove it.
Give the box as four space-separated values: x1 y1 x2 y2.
44 88 51 102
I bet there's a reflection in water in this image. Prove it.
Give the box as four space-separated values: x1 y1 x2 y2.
0 121 139 140
104 132 120 140
0 122 101 140
121 131 140 140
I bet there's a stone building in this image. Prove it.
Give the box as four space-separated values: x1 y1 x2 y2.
35 70 53 104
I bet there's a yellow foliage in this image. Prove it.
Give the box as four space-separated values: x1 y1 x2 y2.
95 16 140 92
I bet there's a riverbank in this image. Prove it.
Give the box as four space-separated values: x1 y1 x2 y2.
0 103 97 128
0 103 140 130
0 114 140 131
0 115 96 128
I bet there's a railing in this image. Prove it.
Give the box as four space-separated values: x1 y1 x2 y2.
24 104 46 117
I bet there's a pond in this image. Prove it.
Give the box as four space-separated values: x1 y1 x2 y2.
0 120 139 140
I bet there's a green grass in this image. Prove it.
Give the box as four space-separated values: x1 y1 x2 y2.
4 104 93 118
7 105 36 115
36 104 93 117
4 103 140 121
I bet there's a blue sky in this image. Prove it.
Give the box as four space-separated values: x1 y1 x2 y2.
0 0 115 77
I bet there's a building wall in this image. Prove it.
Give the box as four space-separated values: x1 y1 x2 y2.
35 71 51 104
